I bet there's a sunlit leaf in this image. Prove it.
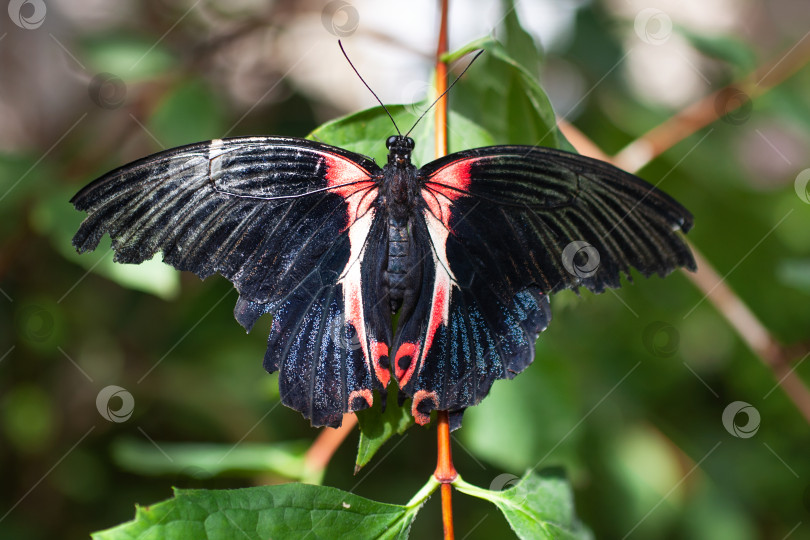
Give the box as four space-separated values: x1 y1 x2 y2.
83 36 176 81
310 103 495 165
112 439 310 480
149 80 226 148
33 188 180 299
445 38 573 152
453 472 592 540
501 0 544 75
92 483 427 540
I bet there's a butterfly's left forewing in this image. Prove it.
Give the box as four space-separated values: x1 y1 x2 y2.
72 136 392 426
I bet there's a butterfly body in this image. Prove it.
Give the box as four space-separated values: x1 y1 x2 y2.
72 134 695 429
379 136 421 314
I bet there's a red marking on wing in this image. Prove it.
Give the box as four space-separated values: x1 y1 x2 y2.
394 342 419 387
413 159 480 379
411 390 439 425
371 340 390 387
348 389 373 411
325 154 386 392
324 155 377 231
421 280 449 368
423 158 474 228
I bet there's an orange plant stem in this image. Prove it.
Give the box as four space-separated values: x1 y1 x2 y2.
435 410 457 540
440 484 454 538
434 411 458 481
433 2 456 540
434 0 449 158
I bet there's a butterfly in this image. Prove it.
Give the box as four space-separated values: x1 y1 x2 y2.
71 131 695 429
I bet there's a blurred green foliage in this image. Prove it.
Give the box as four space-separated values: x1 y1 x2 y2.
1 1 809 539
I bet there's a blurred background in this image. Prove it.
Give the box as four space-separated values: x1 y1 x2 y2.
2 0 810 538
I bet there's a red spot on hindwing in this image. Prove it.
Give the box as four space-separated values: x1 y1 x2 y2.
411 390 439 425
348 389 373 411
371 340 390 387
394 342 419 387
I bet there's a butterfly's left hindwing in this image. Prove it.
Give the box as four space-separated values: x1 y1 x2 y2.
72 136 391 427
392 214 552 426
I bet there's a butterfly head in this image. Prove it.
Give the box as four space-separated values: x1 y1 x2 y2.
386 135 415 166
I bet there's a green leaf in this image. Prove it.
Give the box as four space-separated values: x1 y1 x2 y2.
450 38 574 152
32 187 180 299
311 37 562 160
1 384 56 453
500 0 544 74
1 152 54 238
678 27 757 75
93 480 436 540
453 472 592 540
459 354 580 471
111 438 309 480
777 258 810 294
310 103 495 166
763 84 810 134
82 35 175 81
355 390 414 472
149 80 226 148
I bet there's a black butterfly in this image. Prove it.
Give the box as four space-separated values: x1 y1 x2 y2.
71 133 694 428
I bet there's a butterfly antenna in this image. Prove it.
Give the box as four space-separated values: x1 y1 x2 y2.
339 40 401 136
405 49 484 138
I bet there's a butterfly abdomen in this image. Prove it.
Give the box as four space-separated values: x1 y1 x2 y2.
384 216 418 313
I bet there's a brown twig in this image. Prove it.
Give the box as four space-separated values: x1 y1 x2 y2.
613 34 810 172
558 43 810 423
686 247 810 422
557 119 610 162
303 414 357 479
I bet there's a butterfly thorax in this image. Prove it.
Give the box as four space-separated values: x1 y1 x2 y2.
382 135 421 313
382 135 418 214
